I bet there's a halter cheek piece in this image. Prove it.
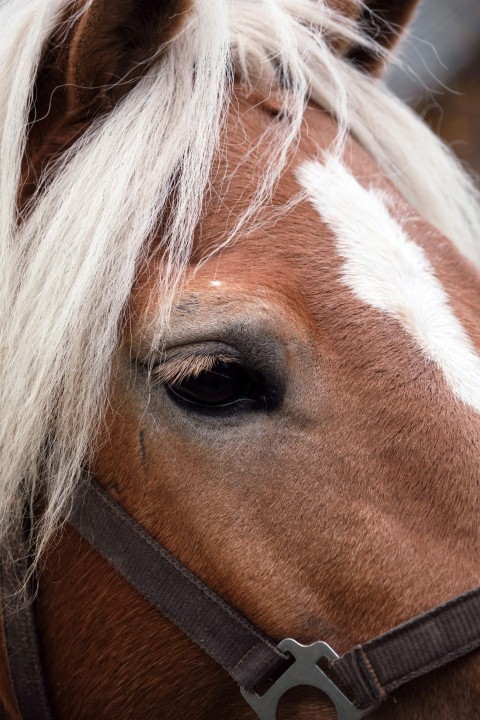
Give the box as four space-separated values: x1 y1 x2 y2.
2 476 480 720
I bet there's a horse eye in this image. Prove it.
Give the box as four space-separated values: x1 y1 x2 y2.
166 361 262 411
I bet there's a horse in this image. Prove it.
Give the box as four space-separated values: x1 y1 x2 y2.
1 0 480 718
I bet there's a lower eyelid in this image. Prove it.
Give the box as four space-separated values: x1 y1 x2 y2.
167 384 252 407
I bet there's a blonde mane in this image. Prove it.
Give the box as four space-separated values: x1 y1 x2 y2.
1 0 479 570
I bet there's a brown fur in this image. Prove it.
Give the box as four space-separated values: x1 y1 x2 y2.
5 1 479 720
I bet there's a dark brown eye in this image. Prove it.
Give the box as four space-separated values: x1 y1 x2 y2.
166 361 260 410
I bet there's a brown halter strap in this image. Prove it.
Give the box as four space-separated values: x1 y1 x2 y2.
2 475 480 719
0 538 53 720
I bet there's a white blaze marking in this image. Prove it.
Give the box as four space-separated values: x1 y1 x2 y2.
298 157 480 414
210 280 222 287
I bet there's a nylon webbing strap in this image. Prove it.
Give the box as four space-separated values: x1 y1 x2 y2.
67 478 289 692
331 586 480 709
0 549 53 720
68 476 480 711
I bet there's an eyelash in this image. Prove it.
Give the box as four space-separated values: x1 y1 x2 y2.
151 352 239 387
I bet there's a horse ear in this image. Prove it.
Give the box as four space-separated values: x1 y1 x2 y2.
347 0 420 72
66 0 192 111
22 0 192 204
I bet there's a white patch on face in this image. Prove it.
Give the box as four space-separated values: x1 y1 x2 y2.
297 157 480 414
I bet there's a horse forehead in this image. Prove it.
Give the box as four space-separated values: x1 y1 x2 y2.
189 155 480 421
133 100 480 414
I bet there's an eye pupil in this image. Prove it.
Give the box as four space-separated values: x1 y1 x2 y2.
167 361 256 409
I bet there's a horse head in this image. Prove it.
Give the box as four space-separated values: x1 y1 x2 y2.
1 1 479 718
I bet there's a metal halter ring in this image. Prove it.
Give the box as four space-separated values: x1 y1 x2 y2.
241 639 373 720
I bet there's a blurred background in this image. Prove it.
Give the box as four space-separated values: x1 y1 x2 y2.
386 0 480 177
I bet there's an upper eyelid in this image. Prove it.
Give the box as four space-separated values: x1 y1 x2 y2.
152 351 239 386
